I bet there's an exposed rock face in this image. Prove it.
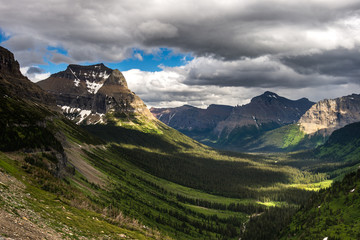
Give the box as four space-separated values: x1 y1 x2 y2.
299 94 360 136
37 64 153 124
214 91 314 136
0 46 55 105
150 104 233 133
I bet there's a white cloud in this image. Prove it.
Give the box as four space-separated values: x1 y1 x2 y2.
134 53 143 61
123 56 360 108
20 67 51 83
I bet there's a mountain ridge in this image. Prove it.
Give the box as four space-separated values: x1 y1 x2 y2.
151 91 315 151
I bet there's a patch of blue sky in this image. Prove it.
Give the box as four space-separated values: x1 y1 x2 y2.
106 48 193 72
47 45 68 55
0 29 10 43
37 47 193 74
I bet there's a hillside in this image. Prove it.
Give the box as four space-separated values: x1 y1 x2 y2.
232 123 325 152
281 169 360 239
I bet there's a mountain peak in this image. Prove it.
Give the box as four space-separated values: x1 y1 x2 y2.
37 63 154 124
103 69 127 87
0 46 55 105
261 91 279 99
0 46 22 76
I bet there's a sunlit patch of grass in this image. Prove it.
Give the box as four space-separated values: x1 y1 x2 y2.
288 180 333 191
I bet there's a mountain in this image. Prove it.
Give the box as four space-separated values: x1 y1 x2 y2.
299 94 360 136
150 104 233 140
214 91 314 145
242 94 360 152
0 46 55 105
151 91 314 151
37 63 154 124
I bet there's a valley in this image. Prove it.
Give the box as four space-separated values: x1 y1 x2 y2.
1 45 360 240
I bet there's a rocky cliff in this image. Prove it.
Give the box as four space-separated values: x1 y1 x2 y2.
299 94 360 136
37 63 154 124
0 46 55 105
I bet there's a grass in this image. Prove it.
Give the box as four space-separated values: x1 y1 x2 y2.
282 170 360 240
288 180 333 191
0 152 157 239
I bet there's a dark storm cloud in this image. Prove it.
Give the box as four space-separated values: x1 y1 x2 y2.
1 0 360 62
26 66 44 74
178 56 348 88
281 48 360 79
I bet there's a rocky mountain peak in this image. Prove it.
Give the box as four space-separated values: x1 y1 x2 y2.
299 93 360 136
37 63 153 124
51 63 113 85
0 46 22 76
0 46 55 105
103 69 127 88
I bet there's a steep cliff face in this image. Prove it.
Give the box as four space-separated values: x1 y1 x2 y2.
37 64 154 124
0 46 55 105
299 94 360 136
214 91 314 137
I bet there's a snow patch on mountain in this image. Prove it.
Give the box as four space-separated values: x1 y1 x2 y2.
86 80 104 94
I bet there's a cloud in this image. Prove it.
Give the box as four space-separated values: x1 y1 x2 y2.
134 53 143 61
138 20 178 39
20 66 50 83
123 56 360 108
25 66 44 74
171 56 348 88
50 52 75 64
2 0 360 64
280 48 360 80
1 0 360 107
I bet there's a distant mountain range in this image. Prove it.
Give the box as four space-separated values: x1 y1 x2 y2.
151 91 360 152
151 91 315 151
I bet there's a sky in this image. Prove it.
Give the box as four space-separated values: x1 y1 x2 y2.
1 0 360 108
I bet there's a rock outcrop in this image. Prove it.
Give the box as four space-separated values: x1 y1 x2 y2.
0 46 55 105
299 94 360 136
37 63 154 124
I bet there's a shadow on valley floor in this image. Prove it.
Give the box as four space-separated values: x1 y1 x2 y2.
83 124 181 152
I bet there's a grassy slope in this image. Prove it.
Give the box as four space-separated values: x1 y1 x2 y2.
281 169 360 240
240 124 326 152
0 96 158 239
0 152 154 240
